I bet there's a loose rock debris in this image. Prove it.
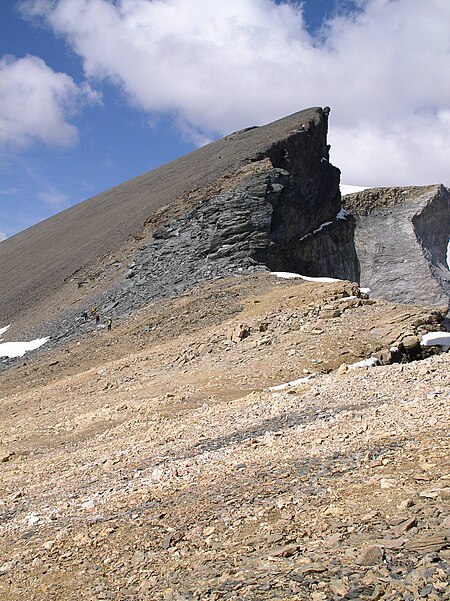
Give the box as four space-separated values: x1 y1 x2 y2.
0 276 448 600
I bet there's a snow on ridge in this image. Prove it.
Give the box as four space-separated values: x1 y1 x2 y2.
298 208 348 242
271 272 342 283
348 357 378 369
0 324 11 338
268 375 313 392
299 221 333 241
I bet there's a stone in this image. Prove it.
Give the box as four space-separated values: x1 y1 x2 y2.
380 478 396 489
0 561 16 575
318 309 341 319
161 535 173 550
230 325 250 343
203 526 216 537
397 498 414 511
131 551 146 566
0 449 14 463
419 488 445 499
357 546 385 566
391 517 417 537
402 335 420 351
295 563 327 576
266 543 301 558
405 534 448 553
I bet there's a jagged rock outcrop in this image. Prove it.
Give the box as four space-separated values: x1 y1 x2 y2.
343 185 450 307
118 160 357 307
0 107 358 341
2 105 448 353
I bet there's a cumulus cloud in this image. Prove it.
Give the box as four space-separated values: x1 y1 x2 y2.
0 54 100 149
0 231 7 242
19 0 450 185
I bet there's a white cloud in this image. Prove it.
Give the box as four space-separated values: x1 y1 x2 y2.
0 54 100 149
0 231 7 242
19 0 450 186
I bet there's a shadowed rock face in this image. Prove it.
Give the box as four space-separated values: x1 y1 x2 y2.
0 107 358 338
343 185 450 307
116 133 359 308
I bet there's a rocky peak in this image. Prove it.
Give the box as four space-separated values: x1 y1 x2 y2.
0 107 358 341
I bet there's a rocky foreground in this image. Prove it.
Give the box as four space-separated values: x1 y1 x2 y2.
0 275 449 600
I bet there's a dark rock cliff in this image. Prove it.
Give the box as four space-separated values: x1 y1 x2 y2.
343 185 450 307
0 107 358 341
116 118 359 309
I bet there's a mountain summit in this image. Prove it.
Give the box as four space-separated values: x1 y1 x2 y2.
0 107 448 347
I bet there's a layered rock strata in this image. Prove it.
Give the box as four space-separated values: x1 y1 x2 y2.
0 107 358 340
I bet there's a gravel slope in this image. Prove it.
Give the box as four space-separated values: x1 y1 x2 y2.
0 275 448 600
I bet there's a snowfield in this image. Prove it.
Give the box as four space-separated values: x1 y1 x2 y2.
0 324 49 358
340 184 371 196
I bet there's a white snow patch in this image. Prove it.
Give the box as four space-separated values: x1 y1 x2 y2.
0 337 49 358
340 184 371 196
447 239 450 270
312 221 332 234
268 375 312 391
298 208 349 242
271 272 342 283
348 356 378 369
299 221 333 241
421 332 450 351
0 324 11 338
359 287 371 295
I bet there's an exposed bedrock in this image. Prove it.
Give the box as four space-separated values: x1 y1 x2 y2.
78 108 360 316
119 156 359 305
343 185 450 307
0 107 356 335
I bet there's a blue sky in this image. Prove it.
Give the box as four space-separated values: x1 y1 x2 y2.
0 0 449 240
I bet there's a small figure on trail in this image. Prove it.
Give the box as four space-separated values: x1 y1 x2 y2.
82 310 88 322
91 307 97 317
107 317 112 331
95 313 100 325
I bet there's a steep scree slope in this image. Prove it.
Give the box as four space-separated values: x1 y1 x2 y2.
0 274 449 600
